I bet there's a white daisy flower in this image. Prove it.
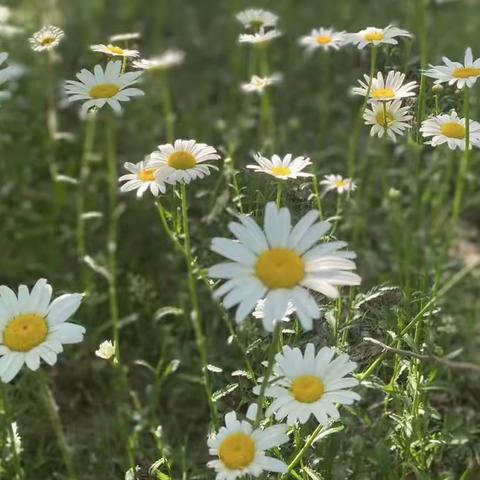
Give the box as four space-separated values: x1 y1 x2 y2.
363 99 413 141
352 71 417 103
207 410 288 479
241 74 281 94
29 25 64 52
254 343 360 426
119 157 170 197
95 340 116 360
236 9 278 30
299 28 348 52
0 279 85 383
133 49 185 71
239 28 281 45
208 202 361 331
347 25 412 49
90 43 140 58
420 111 480 151
150 139 221 186
109 32 141 43
425 47 480 89
320 175 357 194
252 299 295 324
65 60 144 115
246 153 312 180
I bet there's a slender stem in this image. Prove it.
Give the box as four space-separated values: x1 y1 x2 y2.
311 174 324 219
415 0 429 141
45 50 59 184
0 383 22 479
381 101 390 196
287 424 322 472
76 112 97 280
38 373 77 480
348 46 377 177
105 113 120 360
180 183 219 427
276 181 283 207
255 322 281 426
452 86 470 223
155 200 255 379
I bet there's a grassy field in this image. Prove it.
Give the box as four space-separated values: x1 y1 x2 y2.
1 0 480 479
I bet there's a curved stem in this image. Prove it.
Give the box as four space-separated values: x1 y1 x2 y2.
287 424 322 472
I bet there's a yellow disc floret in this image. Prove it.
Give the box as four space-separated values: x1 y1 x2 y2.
453 67 480 79
167 151 197 170
316 35 332 45
138 168 156 182
291 375 325 403
89 83 120 99
41 36 55 46
371 88 396 100
256 248 305 289
4 314 48 352
375 110 394 127
219 433 256 470
364 31 385 42
271 166 292 177
441 122 466 139
107 45 125 55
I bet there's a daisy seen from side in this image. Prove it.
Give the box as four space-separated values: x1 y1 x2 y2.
299 28 348 52
320 175 357 194
348 25 412 49
420 111 480 150
119 157 171 197
246 153 312 180
352 71 417 103
65 60 144 115
90 43 139 58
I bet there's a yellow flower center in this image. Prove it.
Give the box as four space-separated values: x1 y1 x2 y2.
316 35 332 45
255 248 305 289
364 31 384 42
371 88 396 100
335 180 348 189
453 67 480 79
107 45 125 55
41 36 55 46
3 314 48 352
89 83 120 99
138 168 156 182
219 433 256 470
271 166 292 177
291 375 325 403
440 122 466 139
167 151 196 170
375 110 394 127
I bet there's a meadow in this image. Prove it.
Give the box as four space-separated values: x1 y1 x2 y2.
0 0 480 479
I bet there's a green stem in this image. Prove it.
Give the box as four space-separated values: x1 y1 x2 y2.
452 86 470 223
38 373 77 480
180 184 219 428
287 424 322 472
105 113 120 360
276 181 283 207
0 383 23 479
348 46 377 177
76 112 97 278
359 260 478 381
255 322 281 426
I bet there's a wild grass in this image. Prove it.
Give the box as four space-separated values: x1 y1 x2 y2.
0 0 480 479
